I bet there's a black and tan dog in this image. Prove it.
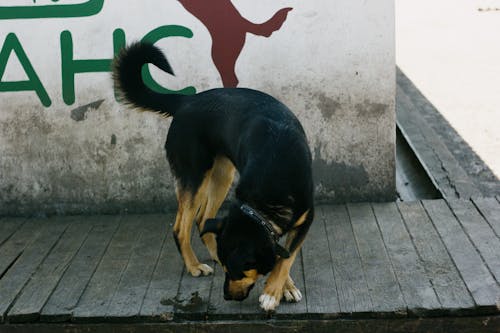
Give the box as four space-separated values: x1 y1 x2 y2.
113 42 314 311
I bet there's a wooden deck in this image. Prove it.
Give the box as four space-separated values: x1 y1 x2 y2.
1 199 499 332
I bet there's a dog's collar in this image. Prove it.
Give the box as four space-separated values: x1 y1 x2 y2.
240 203 281 241
239 203 290 258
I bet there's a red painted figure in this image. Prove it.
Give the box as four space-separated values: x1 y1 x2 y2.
178 0 292 87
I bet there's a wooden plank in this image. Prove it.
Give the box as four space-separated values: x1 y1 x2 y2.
302 205 340 317
7 217 92 323
323 204 372 314
448 199 500 283
398 201 475 311
0 219 40 277
396 84 482 200
72 215 142 322
207 262 241 320
373 202 441 314
0 217 26 247
472 197 500 238
40 216 120 322
139 213 184 322
2 316 500 333
422 200 500 309
174 229 215 320
0 219 68 323
105 215 166 320
347 203 406 315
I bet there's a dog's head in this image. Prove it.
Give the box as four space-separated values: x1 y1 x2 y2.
201 205 286 301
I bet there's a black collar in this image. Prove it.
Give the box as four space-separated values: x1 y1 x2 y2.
240 203 281 242
239 203 290 258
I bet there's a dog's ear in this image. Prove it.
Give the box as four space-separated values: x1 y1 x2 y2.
275 244 290 259
200 218 225 237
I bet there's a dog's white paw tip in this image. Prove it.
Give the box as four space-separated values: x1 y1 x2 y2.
189 264 213 277
259 294 279 312
283 286 302 302
291 289 302 302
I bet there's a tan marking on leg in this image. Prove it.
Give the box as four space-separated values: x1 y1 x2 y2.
173 171 213 277
199 156 235 262
293 210 310 228
260 236 305 311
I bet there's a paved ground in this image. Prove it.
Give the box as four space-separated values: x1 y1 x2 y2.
396 0 500 179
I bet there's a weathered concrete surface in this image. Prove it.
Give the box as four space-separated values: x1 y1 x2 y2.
0 0 395 215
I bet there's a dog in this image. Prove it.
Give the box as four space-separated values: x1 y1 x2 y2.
113 42 314 311
178 0 292 87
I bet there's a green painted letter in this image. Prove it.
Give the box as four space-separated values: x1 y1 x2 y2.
141 25 196 95
61 29 126 105
0 33 51 107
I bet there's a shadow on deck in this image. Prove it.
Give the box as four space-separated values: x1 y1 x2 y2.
0 198 499 332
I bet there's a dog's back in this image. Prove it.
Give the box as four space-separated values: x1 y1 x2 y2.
168 87 313 205
113 41 313 215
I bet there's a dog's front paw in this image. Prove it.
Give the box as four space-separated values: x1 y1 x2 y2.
259 293 280 312
283 277 302 302
188 263 214 277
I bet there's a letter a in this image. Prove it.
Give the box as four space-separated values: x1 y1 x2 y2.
0 33 51 107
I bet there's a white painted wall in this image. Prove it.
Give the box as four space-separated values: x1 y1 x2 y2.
0 0 395 215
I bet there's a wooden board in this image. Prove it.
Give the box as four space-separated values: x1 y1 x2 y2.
396 84 482 199
302 205 340 317
2 316 500 333
7 217 92 323
72 216 142 322
139 213 184 322
40 216 120 322
472 197 500 238
448 200 500 283
322 204 372 314
207 263 241 320
397 201 474 312
174 229 215 320
1 200 498 328
373 202 441 315
347 203 406 316
0 217 26 247
0 219 40 277
0 219 67 323
422 200 500 310
106 215 166 320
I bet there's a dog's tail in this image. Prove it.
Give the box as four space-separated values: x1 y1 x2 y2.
113 42 181 117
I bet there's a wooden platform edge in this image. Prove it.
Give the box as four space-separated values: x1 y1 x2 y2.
1 315 500 333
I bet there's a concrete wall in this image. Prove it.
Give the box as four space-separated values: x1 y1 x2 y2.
0 0 395 216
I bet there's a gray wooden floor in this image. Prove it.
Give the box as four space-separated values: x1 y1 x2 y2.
0 199 499 329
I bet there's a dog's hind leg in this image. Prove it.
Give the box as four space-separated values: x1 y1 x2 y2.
173 172 214 277
198 156 236 263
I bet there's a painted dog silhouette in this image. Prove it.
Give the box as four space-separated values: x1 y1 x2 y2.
178 0 292 87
